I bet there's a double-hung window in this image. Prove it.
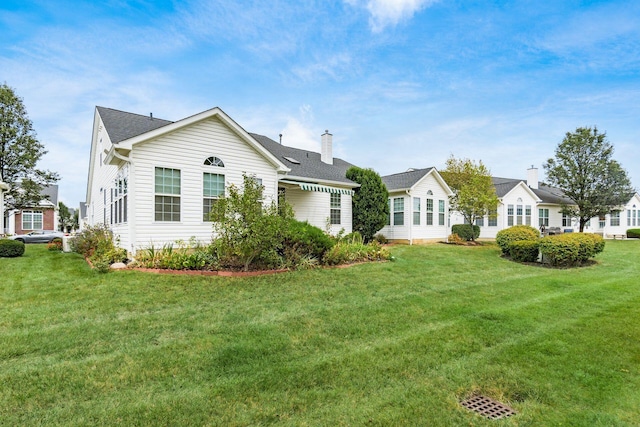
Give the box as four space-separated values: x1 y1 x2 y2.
488 208 498 226
393 198 404 226
330 193 341 225
562 213 571 227
525 205 531 226
155 167 181 221
507 204 514 226
203 173 225 221
610 211 620 227
111 177 128 224
539 208 549 227
22 210 43 230
516 204 523 225
426 198 433 225
413 197 421 225
438 200 445 226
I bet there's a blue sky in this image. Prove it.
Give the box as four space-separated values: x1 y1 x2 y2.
2 0 639 207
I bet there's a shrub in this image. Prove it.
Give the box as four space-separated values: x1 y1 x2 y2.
451 224 480 241
47 237 63 251
447 233 466 245
322 241 392 266
71 224 127 272
508 240 540 263
539 233 605 267
496 225 540 255
282 219 334 263
627 228 640 239
0 239 25 257
135 240 216 271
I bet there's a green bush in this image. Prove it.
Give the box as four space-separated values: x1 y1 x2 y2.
322 241 391 266
627 229 640 239
451 224 480 241
508 240 540 263
71 224 127 272
0 239 25 257
282 219 334 264
47 237 63 251
496 225 540 255
539 233 605 267
373 233 388 244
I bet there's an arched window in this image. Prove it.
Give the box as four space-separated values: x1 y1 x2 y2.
204 156 224 167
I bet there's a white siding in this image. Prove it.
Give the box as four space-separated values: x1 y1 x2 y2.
285 187 352 234
381 172 450 242
129 116 279 252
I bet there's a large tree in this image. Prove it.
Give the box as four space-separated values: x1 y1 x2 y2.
0 83 59 212
441 156 498 240
345 166 389 242
544 126 635 232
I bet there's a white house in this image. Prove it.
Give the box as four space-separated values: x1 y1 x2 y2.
380 168 454 244
85 106 357 254
583 192 640 238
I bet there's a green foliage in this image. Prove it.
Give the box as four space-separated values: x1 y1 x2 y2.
539 233 605 267
322 240 392 265
71 223 126 271
281 219 334 267
451 224 480 241
58 201 74 232
135 239 215 270
496 225 540 255
345 166 389 242
0 83 59 211
0 239 25 257
441 156 498 240
508 240 540 263
211 174 292 271
373 233 388 244
627 229 640 239
544 127 635 232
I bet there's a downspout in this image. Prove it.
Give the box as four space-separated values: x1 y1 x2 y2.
406 190 412 245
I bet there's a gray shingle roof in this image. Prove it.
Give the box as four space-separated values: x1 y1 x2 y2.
97 106 173 144
41 184 59 206
250 133 357 185
382 168 435 191
492 177 574 204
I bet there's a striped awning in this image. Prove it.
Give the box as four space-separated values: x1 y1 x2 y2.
299 183 354 195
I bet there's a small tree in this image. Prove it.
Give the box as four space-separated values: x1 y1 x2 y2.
345 166 389 242
441 156 498 241
58 201 72 232
210 174 292 271
544 127 635 232
0 83 59 214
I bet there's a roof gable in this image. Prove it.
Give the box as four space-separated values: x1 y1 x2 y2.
382 168 453 195
96 107 173 144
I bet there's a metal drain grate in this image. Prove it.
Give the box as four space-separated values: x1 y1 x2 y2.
460 395 516 420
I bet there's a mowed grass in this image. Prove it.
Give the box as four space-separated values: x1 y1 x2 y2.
1 242 639 426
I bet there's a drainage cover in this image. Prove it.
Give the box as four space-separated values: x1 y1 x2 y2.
460 395 516 420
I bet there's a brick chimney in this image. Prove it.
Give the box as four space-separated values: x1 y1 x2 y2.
527 166 538 189
321 130 333 164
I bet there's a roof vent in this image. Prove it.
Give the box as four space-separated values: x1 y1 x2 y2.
150 112 153 120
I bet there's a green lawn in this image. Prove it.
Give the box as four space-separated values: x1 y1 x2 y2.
1 241 639 426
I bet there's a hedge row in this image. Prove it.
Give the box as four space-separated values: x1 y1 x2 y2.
628 228 640 239
496 225 539 255
538 233 605 267
0 239 25 257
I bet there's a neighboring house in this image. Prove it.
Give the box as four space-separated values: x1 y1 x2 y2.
0 176 9 235
380 168 454 244
85 106 357 254
583 192 640 238
6 185 59 235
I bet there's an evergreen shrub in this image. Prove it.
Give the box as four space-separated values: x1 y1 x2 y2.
0 239 25 257
627 229 640 239
508 240 540 263
451 224 480 241
539 233 605 267
496 225 540 255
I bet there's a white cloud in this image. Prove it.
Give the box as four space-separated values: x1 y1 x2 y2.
280 105 321 152
347 0 438 32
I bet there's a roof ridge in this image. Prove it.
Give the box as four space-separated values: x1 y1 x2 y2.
96 106 174 123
